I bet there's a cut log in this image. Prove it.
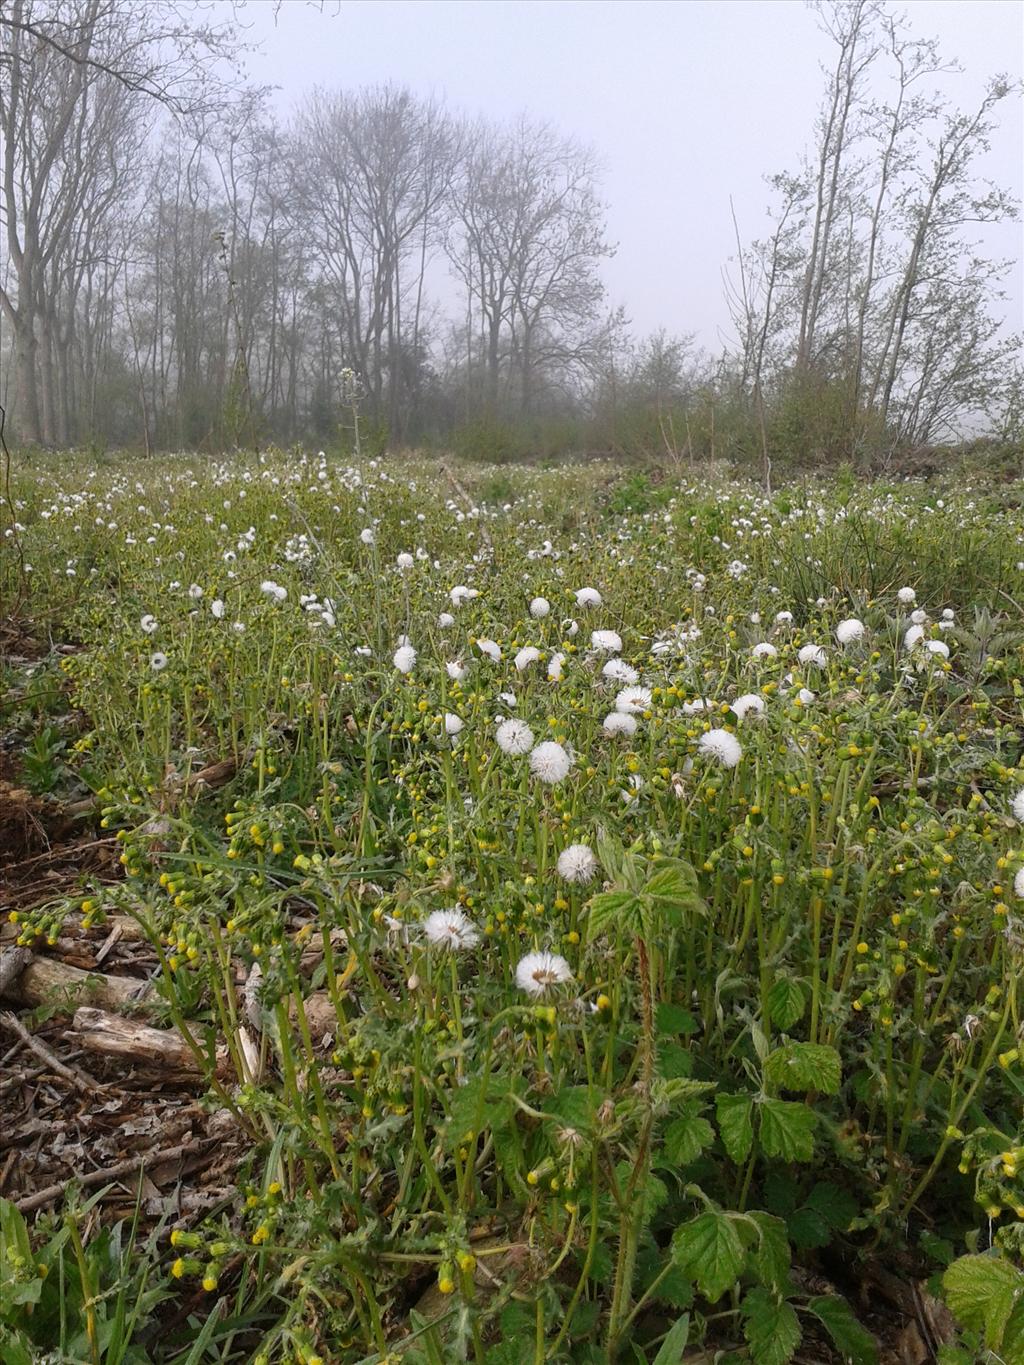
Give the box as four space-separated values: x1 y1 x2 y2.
70 1006 229 1076
2 957 151 1011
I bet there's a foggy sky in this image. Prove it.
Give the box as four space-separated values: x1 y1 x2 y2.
237 0 1023 354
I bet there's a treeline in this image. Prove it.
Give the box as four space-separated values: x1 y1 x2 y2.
1 0 1021 471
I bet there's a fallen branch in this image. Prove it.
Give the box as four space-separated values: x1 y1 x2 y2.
71 1006 228 1076
15 1140 212 1214
1 956 151 1011
0 946 33 995
0 1010 102 1092
62 757 241 820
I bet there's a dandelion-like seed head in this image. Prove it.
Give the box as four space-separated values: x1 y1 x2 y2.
575 587 602 607
393 644 417 673
530 597 550 618
529 740 572 783
731 693 765 721
836 618 865 645
515 950 573 996
591 629 622 653
603 711 637 737
697 728 742 768
496 718 535 755
140 613 157 634
897 586 916 605
150 651 168 672
1011 788 1024 824
615 685 652 714
556 843 598 884
514 646 542 671
423 909 479 951
798 644 827 667
602 658 638 684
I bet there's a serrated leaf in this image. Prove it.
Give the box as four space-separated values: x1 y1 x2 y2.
637 1244 695 1312
759 1099 816 1162
664 1111 715 1166
716 1092 755 1163
763 1169 799 1217
919 1230 955 1268
652 1313 690 1364
787 1205 831 1250
746 1211 792 1294
807 1295 878 1365
742 1288 801 1365
672 1210 746 1303
587 889 640 939
764 1043 841 1095
443 1076 512 1150
656 1002 698 1036
943 1255 1024 1351
765 978 805 1030
657 1040 693 1079
595 828 631 885
805 1182 857 1231
645 862 705 925
548 1085 597 1135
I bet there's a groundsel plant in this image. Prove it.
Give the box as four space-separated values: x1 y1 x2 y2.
3 450 1023 1365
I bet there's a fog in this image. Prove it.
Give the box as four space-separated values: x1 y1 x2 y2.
240 0 1024 349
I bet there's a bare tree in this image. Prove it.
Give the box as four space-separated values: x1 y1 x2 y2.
447 117 615 420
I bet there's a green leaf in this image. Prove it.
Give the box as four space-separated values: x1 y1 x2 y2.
588 1241 613 1285
716 1092 755 1163
787 1206 831 1250
805 1182 857 1232
765 978 805 1030
652 1312 690 1364
672 1210 746 1303
919 1230 955 1268
759 1099 816 1162
742 1288 801 1365
644 862 705 928
943 1255 1024 1352
587 889 640 939
807 1295 878 1365
0 1327 35 1365
657 1040 693 1079
655 1002 698 1036
596 828 629 885
0 1199 43 1313
764 1043 841 1095
443 1076 512 1149
763 1170 799 1217
746 1212 792 1294
663 1110 715 1166
548 1085 596 1135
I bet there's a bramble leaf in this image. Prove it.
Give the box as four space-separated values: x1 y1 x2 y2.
716 1092 755 1164
765 978 805 1030
672 1209 746 1303
807 1294 878 1365
742 1287 801 1365
765 1042 841 1095
759 1099 816 1162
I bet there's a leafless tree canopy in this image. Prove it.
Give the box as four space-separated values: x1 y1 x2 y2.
2 0 1021 460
